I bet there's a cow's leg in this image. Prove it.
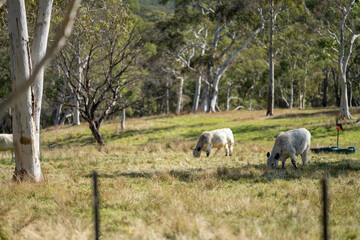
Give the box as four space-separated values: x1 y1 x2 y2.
206 143 212 157
301 146 309 166
290 153 298 169
224 144 229 156
281 159 286 169
229 144 233 156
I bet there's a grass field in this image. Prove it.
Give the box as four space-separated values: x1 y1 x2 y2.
1 108 360 239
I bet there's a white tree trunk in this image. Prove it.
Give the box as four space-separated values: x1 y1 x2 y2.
349 80 352 108
54 81 66 126
60 108 72 125
266 0 275 116
8 0 42 181
191 76 201 112
338 0 359 119
209 72 223 112
73 45 82 125
200 81 209 112
32 0 53 156
299 61 308 109
289 79 294 109
121 108 125 130
226 83 231 111
176 76 184 115
340 73 351 119
165 78 170 114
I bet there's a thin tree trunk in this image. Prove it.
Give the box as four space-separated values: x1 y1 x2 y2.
249 86 254 110
200 80 209 112
289 79 294 109
176 75 184 115
121 108 125 130
192 75 201 112
338 0 358 119
54 81 66 126
267 0 275 116
8 0 41 182
209 72 222 112
289 58 296 109
73 43 82 125
340 73 351 119
31 0 53 159
89 121 105 146
300 61 308 109
60 108 72 125
348 80 352 108
332 67 340 107
322 69 328 107
226 82 231 111
165 78 169 114
280 88 289 108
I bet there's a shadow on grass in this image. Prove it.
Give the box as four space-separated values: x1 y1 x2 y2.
270 110 338 120
85 159 360 183
45 122 221 148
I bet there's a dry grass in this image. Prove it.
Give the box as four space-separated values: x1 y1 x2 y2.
1 108 360 239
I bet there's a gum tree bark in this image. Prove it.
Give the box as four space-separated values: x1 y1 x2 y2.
32 0 53 156
121 108 125 130
176 75 184 115
266 0 275 116
2 0 80 181
192 76 202 112
8 0 41 181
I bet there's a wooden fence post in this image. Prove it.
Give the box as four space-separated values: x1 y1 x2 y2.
322 176 329 240
93 171 100 240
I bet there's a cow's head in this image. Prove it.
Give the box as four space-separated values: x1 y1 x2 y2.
267 152 280 169
193 146 202 158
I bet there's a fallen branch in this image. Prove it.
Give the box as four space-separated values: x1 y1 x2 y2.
233 105 247 111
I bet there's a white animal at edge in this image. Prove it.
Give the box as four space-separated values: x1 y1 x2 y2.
0 134 14 160
267 128 311 169
193 128 234 157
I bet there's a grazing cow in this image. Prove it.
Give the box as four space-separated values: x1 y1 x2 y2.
0 134 14 160
193 128 234 157
267 128 311 169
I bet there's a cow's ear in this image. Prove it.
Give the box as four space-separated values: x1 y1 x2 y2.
197 147 201 151
274 153 280 160
266 152 270 158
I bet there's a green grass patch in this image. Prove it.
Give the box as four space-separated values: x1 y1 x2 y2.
1 108 360 239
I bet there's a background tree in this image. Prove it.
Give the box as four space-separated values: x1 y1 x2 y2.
57 1 148 146
4 0 80 182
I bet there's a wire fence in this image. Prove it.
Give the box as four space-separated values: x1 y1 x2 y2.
91 171 330 239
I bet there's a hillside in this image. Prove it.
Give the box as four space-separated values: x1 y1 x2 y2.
1 109 360 239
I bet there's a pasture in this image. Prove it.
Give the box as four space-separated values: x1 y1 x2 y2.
1 108 360 239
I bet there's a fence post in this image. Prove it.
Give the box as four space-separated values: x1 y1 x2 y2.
322 176 329 240
93 171 100 240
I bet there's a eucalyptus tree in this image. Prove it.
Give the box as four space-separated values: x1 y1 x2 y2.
58 1 146 146
6 0 52 182
160 0 264 113
4 0 79 181
196 1 264 113
336 0 360 119
155 7 206 114
308 0 360 119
